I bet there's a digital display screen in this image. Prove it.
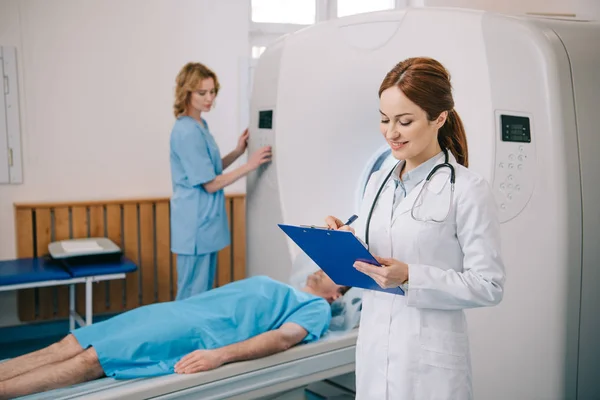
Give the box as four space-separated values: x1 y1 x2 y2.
501 115 531 143
259 110 273 129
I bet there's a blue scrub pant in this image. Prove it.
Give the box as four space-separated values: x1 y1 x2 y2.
175 253 217 300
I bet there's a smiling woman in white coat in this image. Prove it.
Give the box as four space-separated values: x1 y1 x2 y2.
325 57 506 400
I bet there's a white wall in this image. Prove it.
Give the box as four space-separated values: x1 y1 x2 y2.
0 0 250 327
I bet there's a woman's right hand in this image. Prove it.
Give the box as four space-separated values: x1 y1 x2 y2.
247 146 272 170
325 216 355 234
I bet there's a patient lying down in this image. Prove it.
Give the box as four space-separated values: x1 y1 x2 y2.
0 271 349 399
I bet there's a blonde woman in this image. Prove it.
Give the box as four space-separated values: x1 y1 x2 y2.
170 62 271 300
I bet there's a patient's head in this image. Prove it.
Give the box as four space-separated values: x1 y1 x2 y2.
304 270 350 303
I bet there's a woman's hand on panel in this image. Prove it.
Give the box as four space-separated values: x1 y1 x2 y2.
247 146 272 170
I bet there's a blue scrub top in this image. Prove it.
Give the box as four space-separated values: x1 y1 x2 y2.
72 276 332 379
169 116 230 255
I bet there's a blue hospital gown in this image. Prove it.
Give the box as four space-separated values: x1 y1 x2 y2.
72 276 331 379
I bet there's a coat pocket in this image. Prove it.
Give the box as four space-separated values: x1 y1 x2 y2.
420 327 469 359
416 327 472 400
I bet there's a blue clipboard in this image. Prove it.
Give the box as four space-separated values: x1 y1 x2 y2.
278 224 404 295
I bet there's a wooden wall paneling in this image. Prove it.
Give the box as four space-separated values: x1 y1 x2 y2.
106 204 124 313
232 197 246 282
155 201 171 303
13 195 246 321
71 206 88 315
53 207 71 318
15 208 35 321
35 208 52 320
139 202 155 306
123 204 140 310
217 198 232 288
89 205 107 313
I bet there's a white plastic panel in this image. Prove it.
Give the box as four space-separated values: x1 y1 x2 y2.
0 46 23 184
473 13 581 400
546 19 600 400
492 110 536 222
246 38 290 282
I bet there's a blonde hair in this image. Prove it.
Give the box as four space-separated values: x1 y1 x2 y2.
173 62 220 118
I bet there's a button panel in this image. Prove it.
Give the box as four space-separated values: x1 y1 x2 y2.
256 128 275 178
249 108 277 190
493 113 535 223
496 145 528 213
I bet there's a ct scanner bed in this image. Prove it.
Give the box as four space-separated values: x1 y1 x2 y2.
17 329 358 400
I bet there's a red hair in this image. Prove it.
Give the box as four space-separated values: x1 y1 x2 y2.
379 57 468 167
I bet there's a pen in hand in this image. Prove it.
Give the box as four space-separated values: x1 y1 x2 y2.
342 214 358 227
323 214 358 230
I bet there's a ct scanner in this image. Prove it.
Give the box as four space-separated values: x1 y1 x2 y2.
16 7 600 400
247 6 600 400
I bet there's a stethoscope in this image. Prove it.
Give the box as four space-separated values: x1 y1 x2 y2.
364 148 455 246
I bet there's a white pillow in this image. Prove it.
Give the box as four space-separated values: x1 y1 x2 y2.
329 286 363 331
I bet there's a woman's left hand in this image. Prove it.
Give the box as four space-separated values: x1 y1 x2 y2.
354 256 408 289
236 129 249 155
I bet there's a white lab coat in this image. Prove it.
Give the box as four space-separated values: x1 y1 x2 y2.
354 153 505 400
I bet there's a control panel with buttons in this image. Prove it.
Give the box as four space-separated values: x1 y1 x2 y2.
252 108 276 187
493 113 535 222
